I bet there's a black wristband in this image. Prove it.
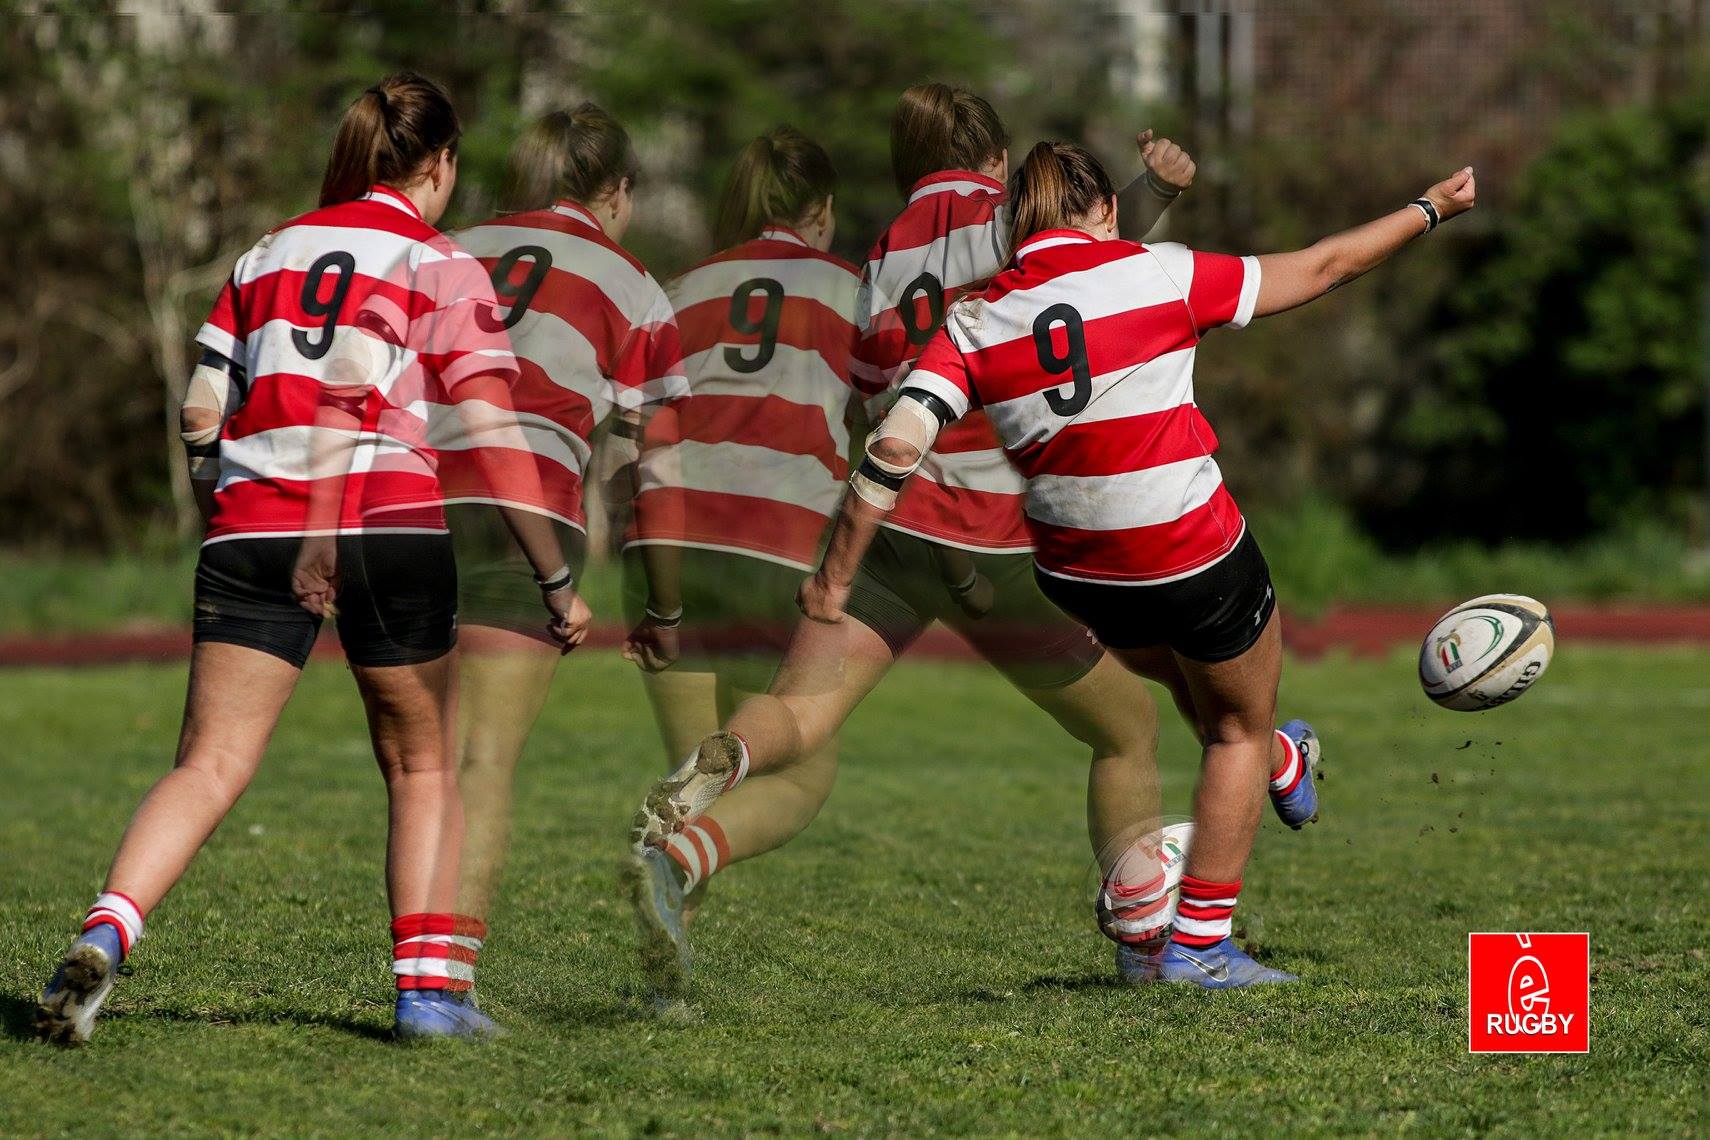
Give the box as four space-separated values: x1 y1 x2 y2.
536 568 574 594
856 456 906 492
644 604 682 628
1144 169 1183 201
897 387 956 428
1410 198 1440 232
612 417 643 441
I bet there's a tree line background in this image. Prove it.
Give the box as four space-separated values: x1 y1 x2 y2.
4 0 1708 570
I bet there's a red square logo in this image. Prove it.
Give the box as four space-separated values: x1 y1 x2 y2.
1468 933 1589 1053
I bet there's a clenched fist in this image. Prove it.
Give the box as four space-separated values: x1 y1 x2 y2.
1138 129 1196 195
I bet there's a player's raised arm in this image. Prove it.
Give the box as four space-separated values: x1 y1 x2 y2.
1253 167 1476 317
1116 129 1196 240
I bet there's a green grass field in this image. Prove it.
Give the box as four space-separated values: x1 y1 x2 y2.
1 647 1706 1135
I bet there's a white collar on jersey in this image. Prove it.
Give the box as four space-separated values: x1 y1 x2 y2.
551 199 603 229
1013 228 1099 261
362 184 423 219
907 169 1007 205
758 225 810 248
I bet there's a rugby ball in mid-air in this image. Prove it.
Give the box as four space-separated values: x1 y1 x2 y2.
1419 594 1554 711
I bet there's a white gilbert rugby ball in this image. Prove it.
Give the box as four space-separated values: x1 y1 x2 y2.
1419 594 1554 711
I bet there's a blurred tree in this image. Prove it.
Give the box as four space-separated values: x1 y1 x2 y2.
1373 87 1709 543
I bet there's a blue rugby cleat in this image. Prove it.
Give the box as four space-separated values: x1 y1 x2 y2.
35 924 125 1046
1113 938 1167 984
623 846 692 1004
1159 938 1298 989
394 989 503 1040
1271 719 1321 829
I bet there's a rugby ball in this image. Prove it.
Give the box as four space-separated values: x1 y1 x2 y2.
1419 594 1554 711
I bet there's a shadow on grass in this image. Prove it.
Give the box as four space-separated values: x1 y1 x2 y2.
956 974 1128 1002
1 992 40 1041
131 1005 394 1041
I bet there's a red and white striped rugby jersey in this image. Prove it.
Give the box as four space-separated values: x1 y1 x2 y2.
627 226 861 570
195 185 519 543
902 229 1261 585
854 169 1030 553
447 200 685 531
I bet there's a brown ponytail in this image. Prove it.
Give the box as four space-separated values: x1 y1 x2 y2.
713 127 837 249
319 72 460 208
889 82 1008 197
501 103 638 214
1008 141 1117 249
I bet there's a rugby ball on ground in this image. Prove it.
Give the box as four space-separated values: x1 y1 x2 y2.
1419 594 1554 711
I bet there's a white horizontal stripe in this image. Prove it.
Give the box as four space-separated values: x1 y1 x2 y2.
678 343 853 424
218 425 433 487
638 439 842 516
907 177 995 204
1015 233 1095 258
981 349 1199 450
946 253 1187 357
454 222 665 329
900 372 970 421
1171 915 1232 938
424 400 592 473
911 447 1027 496
244 318 412 393
863 221 1006 316
666 833 703 874
622 536 816 572
438 495 583 530
232 225 440 288
1180 896 1240 909
438 347 520 388
195 321 243 362
202 526 447 546
391 958 476 981
403 933 485 951
1026 455 1224 532
669 257 859 317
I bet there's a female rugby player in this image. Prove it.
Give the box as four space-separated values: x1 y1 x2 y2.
627 85 1211 997
35 73 579 1043
619 128 862 941
799 141 1477 987
447 104 681 925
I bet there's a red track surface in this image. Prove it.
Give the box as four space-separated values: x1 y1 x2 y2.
4 605 1709 668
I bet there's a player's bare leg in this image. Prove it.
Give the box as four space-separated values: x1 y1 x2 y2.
1113 612 1297 987
36 642 300 1045
1017 653 1188 981
453 625 560 919
1115 641 1318 828
625 617 890 1001
631 616 885 847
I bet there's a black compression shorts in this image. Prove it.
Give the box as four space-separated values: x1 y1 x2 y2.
193 533 457 669
1033 528 1275 664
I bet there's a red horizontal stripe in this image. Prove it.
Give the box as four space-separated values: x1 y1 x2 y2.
1020 404 1218 477
629 486 833 567
434 447 586 525
480 262 633 378
1030 487 1244 582
670 393 847 479
394 942 479 964
207 474 446 538
674 296 856 383
864 192 1001 264
981 238 1146 306
391 913 487 939
889 477 1031 551
964 300 1198 408
472 207 651 276
510 357 598 440
689 239 859 276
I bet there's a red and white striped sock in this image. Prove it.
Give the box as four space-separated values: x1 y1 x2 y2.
82 891 144 958
391 913 486 993
664 817 730 893
1270 729 1305 795
1098 841 1174 945
1171 875 1240 949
